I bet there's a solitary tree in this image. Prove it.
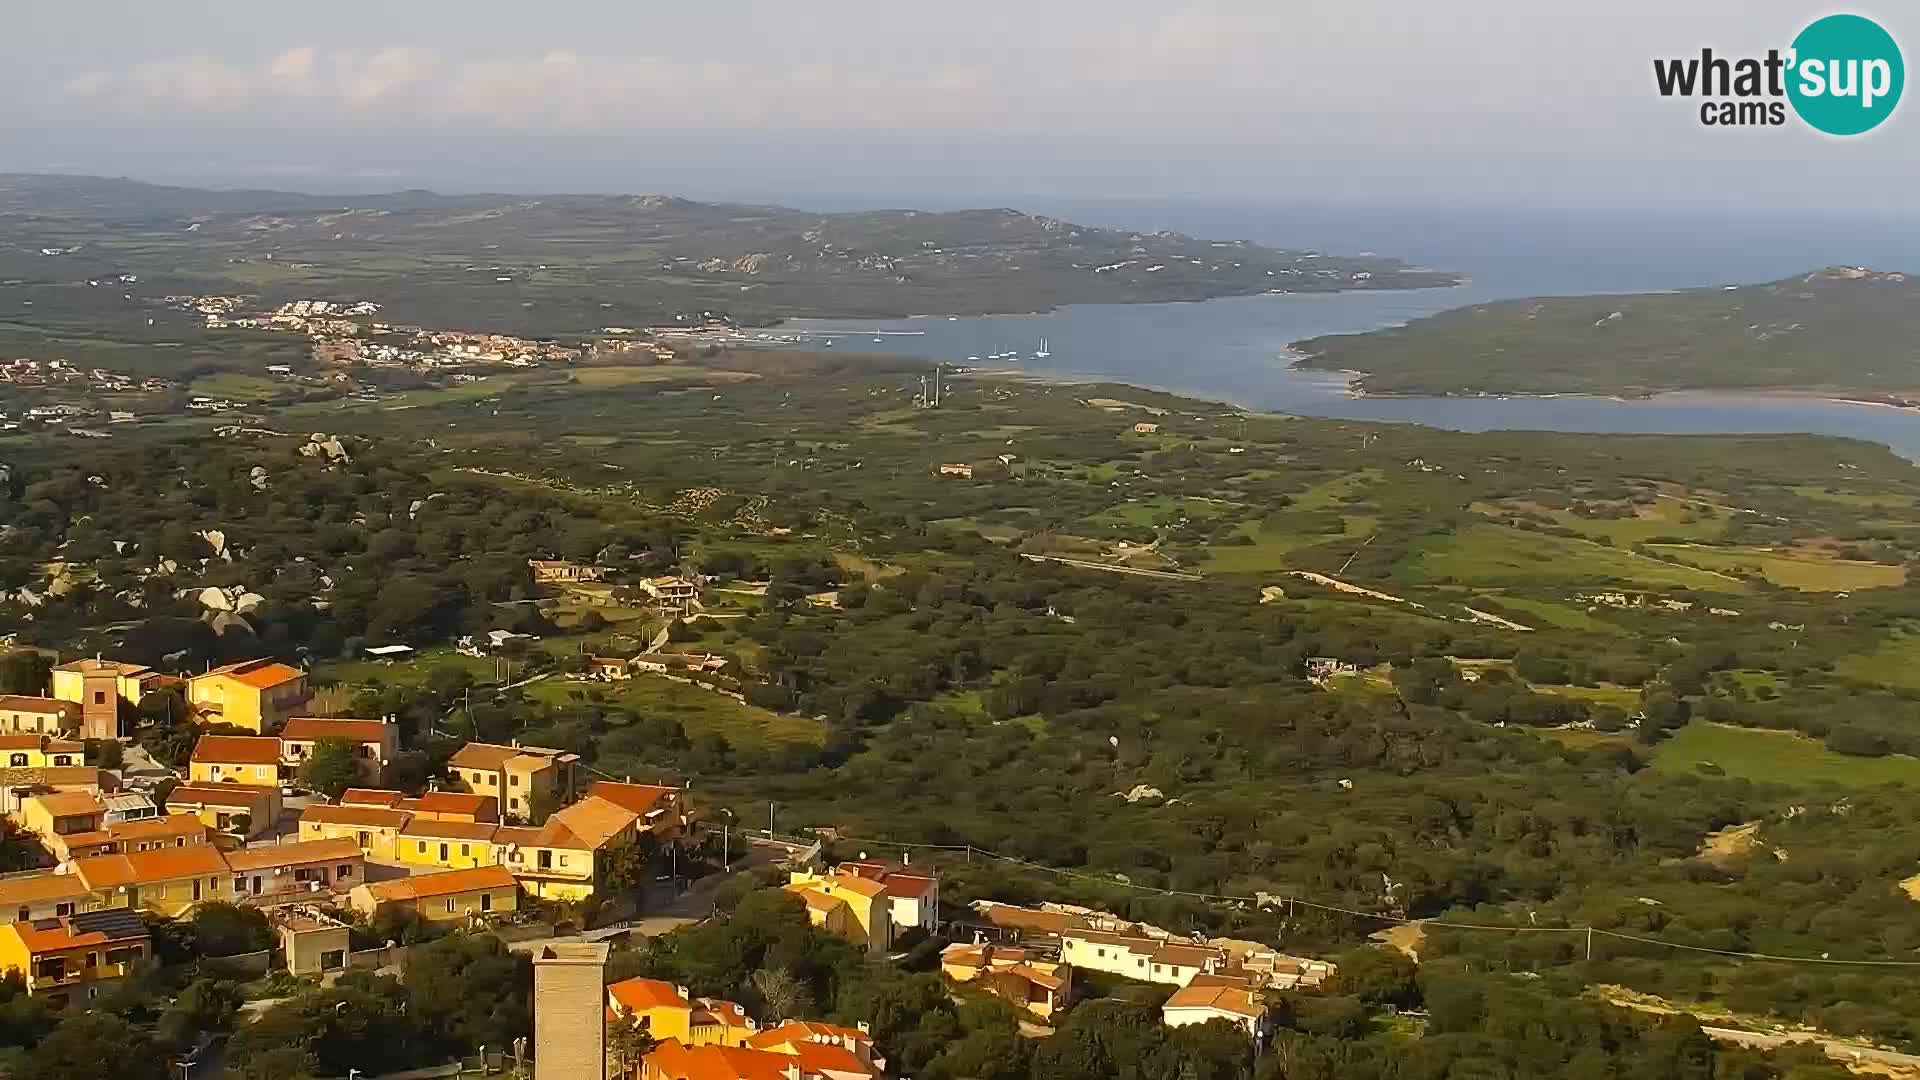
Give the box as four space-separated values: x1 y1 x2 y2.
298 736 361 800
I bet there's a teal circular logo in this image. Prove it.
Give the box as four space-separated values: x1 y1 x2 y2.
1788 14 1904 135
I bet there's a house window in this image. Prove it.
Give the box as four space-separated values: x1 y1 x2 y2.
537 851 551 870
1096 948 1105 958
460 844 470 857
558 854 568 867
357 831 370 847
84 952 97 968
13 906 26 922
510 798 522 811
417 842 427 854
510 775 521 787
52 755 72 767
338 864 354 879
7 755 24 768
191 880 202 901
438 843 449 861
444 898 456 913
481 893 492 912
93 692 105 705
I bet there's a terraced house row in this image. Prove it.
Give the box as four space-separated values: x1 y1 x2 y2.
298 766 696 901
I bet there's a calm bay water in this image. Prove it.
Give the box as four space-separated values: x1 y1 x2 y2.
782 203 1920 459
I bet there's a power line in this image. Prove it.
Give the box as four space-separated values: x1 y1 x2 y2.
760 829 1920 969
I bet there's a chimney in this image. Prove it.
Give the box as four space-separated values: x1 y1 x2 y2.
902 851 910 866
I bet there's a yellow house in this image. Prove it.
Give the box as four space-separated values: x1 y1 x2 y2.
225 838 365 901
348 864 520 923
607 977 758 1047
13 790 108 854
0 696 79 736
0 909 150 1004
397 818 500 871
494 794 639 902
0 872 91 925
70 844 232 917
786 871 892 953
940 942 1073 1020
166 782 281 839
279 716 398 783
187 659 311 734
445 742 580 821
51 658 152 741
0 735 84 770
299 803 411 861
188 735 284 786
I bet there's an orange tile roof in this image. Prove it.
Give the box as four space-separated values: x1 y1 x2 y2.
303 804 412 830
1149 943 1217 968
224 837 363 872
785 884 848 914
191 735 282 766
28 790 104 817
72 844 228 890
123 844 227 880
53 659 150 676
281 716 390 742
339 788 407 808
820 874 887 900
412 791 496 818
446 742 520 771
784 1041 879 1079
167 782 275 809
0 734 57 751
398 818 499 842
643 1041 802 1080
107 814 209 844
544 796 639 850
750 1020 871 1049
607 976 689 1013
1164 980 1265 1019
0 695 77 715
585 780 680 816
364 864 516 902
200 659 306 690
0 872 91 906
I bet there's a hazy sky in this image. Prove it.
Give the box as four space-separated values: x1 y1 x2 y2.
5 0 1916 213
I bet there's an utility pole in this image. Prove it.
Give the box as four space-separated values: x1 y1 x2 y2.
769 801 775 836
1585 926 1594 961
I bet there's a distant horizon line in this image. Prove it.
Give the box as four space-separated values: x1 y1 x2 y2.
6 167 1919 226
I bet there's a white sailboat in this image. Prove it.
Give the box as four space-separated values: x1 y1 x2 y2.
1034 337 1052 359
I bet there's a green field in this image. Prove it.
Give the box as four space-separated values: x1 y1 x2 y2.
1477 595 1622 633
1202 514 1375 574
1402 524 1744 591
1534 683 1643 709
524 674 825 746
1648 544 1906 592
1650 722 1920 788
1835 628 1920 690
1476 498 1727 545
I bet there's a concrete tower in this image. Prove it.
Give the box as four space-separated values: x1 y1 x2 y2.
533 941 611 1080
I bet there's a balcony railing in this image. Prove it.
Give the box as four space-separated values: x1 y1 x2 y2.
27 960 134 991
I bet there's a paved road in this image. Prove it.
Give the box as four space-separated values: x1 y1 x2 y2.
1702 1026 1920 1071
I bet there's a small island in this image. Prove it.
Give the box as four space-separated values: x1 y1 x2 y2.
1292 267 1920 402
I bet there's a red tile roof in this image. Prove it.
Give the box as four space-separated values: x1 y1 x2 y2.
224 837 362 872
411 791 496 818
191 735 282 765
303 804 412 830
280 716 390 742
584 780 680 816
362 864 515 902
607 976 689 1012
199 659 306 690
339 788 407 808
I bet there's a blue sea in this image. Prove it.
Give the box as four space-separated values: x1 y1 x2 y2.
781 200 1920 458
